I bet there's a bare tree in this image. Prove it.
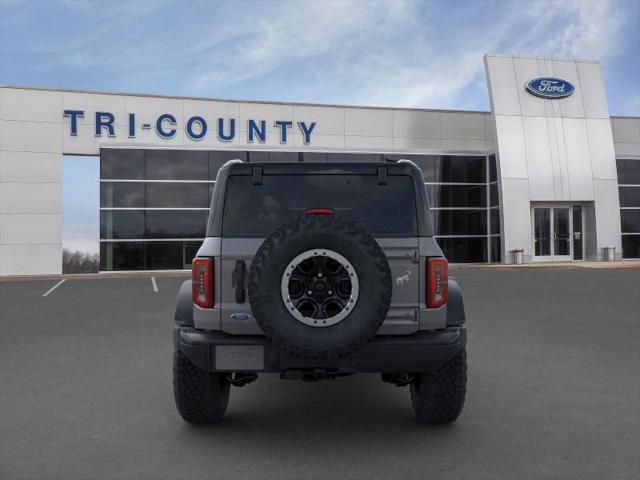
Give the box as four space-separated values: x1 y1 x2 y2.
62 249 99 274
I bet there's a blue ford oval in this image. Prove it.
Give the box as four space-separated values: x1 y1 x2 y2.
526 77 575 99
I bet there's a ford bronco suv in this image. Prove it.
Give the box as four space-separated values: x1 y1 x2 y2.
173 159 467 424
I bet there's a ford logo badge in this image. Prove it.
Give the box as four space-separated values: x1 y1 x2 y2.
526 77 575 99
230 312 251 321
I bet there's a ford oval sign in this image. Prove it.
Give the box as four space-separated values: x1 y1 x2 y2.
526 77 575 99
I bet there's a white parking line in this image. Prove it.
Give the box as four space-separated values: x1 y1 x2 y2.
42 279 66 297
151 276 158 292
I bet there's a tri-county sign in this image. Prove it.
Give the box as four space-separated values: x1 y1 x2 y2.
63 110 317 144
525 77 575 99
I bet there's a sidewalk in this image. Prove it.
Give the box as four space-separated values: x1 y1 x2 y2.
452 260 640 269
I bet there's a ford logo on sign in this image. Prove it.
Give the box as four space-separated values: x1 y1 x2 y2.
526 77 575 99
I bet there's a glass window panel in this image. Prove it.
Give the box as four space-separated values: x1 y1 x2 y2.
146 242 184 270
620 210 640 233
437 156 486 183
269 151 300 162
490 183 499 206
222 174 417 237
489 155 497 182
145 210 207 238
100 242 145 270
184 241 202 266
384 155 438 181
146 150 208 180
248 151 269 162
302 152 327 162
436 237 488 263
209 151 247 180
100 211 145 239
427 184 486 208
572 206 583 261
146 183 209 208
534 208 551 256
326 153 382 162
100 149 145 179
553 208 571 256
617 159 640 185
622 235 640 258
490 236 501 263
490 209 501 234
432 210 487 236
100 182 145 208
618 186 640 207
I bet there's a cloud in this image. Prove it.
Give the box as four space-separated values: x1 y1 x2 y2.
3 0 637 113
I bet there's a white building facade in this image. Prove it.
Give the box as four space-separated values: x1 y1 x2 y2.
0 54 639 275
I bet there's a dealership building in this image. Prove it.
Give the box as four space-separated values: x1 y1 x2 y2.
0 54 639 275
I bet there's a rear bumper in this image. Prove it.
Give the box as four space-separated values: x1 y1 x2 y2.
175 326 466 374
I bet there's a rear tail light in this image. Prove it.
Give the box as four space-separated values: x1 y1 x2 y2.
427 258 448 308
305 208 335 215
192 258 214 308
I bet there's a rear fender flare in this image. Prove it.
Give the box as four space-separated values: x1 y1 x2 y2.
175 280 194 327
446 279 465 327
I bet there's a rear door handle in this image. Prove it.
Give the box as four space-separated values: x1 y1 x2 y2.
233 260 246 303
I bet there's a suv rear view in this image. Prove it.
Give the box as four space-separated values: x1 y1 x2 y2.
173 160 467 423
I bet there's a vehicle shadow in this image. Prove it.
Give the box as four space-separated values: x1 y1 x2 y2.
173 373 463 454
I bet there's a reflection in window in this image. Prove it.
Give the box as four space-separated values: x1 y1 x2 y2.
146 150 208 180
100 149 145 179
619 186 640 207
145 210 207 238
489 155 497 182
428 184 486 208
100 183 145 208
146 183 209 208
100 242 145 270
622 235 640 258
209 151 247 180
99 149 503 266
490 209 501 234
270 151 301 162
302 152 327 162
436 237 488 263
327 153 382 162
432 210 487 236
617 158 640 185
100 211 145 239
620 210 640 233
490 236 501 262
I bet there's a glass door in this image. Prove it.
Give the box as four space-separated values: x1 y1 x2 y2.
534 207 552 261
552 207 571 261
532 205 583 262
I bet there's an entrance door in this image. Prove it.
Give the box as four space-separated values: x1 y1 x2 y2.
532 205 582 262
552 207 571 261
533 207 552 261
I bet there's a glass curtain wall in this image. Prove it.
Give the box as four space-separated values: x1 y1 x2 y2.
617 158 640 258
100 149 502 270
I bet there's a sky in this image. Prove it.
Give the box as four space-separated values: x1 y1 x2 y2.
1 0 639 253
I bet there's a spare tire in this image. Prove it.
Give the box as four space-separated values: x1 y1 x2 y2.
248 214 392 359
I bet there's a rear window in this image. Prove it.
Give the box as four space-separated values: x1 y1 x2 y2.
221 174 418 237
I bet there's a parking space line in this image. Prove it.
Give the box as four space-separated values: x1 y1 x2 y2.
42 279 66 297
151 276 158 292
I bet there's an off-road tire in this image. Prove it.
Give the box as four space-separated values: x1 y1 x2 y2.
410 348 467 424
248 214 392 359
173 349 230 424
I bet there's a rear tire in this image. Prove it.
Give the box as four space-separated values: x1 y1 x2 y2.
173 349 230 424
410 348 467 424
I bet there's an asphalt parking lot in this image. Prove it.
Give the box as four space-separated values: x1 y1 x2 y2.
1 266 638 480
